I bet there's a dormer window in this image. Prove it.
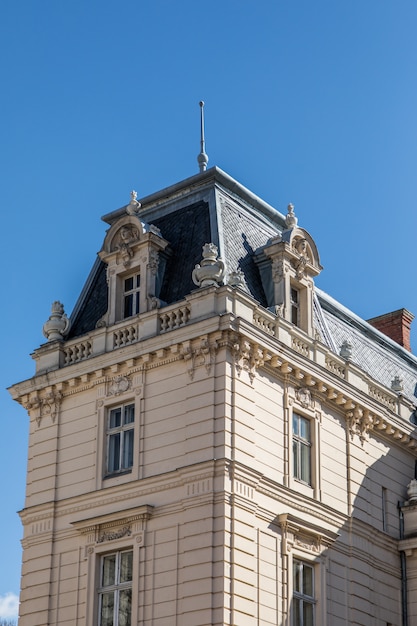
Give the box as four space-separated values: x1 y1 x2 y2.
123 273 140 319
259 204 322 338
99 211 169 327
291 287 300 326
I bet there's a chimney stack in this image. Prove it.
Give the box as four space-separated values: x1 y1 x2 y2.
367 309 414 352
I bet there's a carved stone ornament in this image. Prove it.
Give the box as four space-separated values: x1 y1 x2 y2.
296 387 312 409
24 391 63 426
346 406 374 444
292 237 310 279
97 526 132 543
147 249 159 275
108 375 131 396
181 338 218 380
227 269 245 289
42 301 70 341
192 243 225 288
232 339 264 383
115 225 140 267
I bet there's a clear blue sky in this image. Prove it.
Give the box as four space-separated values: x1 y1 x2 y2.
1 0 417 618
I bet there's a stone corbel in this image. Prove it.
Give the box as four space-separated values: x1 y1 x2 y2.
41 390 63 424
22 390 62 426
232 339 264 383
181 338 218 380
346 406 374 444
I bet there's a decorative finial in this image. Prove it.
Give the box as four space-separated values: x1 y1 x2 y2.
197 100 209 173
192 243 225 288
340 340 353 360
126 189 141 215
42 301 71 342
285 203 298 229
391 375 404 393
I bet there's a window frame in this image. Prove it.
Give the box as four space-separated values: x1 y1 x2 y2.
122 272 141 319
292 412 312 486
105 402 135 478
292 558 316 626
290 285 300 326
98 549 133 626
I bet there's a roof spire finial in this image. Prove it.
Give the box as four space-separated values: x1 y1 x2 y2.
197 100 209 173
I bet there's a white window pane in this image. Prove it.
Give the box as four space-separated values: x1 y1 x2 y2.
102 554 116 587
304 602 314 626
109 408 122 429
100 591 114 626
300 443 311 484
303 564 314 596
124 404 135 425
292 598 301 625
300 417 310 441
122 430 134 469
108 433 120 473
118 589 132 626
120 551 133 583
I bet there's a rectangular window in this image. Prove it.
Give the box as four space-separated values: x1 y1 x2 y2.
293 559 315 626
293 413 311 485
123 273 140 318
99 550 133 626
106 404 135 475
290 287 300 326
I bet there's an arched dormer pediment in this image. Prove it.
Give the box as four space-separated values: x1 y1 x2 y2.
98 214 169 325
281 226 322 279
259 205 323 336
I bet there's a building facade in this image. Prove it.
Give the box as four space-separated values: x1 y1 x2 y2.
9 166 417 625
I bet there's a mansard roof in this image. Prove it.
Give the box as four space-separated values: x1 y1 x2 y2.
315 288 417 406
68 165 417 408
69 166 287 337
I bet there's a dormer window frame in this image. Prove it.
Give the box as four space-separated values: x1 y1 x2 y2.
261 222 322 338
98 214 169 327
122 271 141 320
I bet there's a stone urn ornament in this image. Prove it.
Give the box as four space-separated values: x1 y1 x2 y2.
192 243 225 288
43 301 71 341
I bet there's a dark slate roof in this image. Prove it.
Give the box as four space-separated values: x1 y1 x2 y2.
68 258 108 339
315 288 417 406
151 200 211 304
219 196 279 307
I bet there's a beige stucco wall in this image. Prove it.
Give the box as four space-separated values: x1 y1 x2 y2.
12 286 417 625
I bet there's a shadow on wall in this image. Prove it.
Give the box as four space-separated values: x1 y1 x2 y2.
266 424 416 626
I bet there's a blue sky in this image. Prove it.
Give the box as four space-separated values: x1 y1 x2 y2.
1 1 417 618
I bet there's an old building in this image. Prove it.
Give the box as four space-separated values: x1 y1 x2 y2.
9 157 417 624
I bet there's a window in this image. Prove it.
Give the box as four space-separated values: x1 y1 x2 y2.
123 273 140 318
106 403 135 475
99 550 133 626
293 559 315 626
293 413 311 484
290 287 300 326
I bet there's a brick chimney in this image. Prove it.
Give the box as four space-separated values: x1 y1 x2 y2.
367 309 414 352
